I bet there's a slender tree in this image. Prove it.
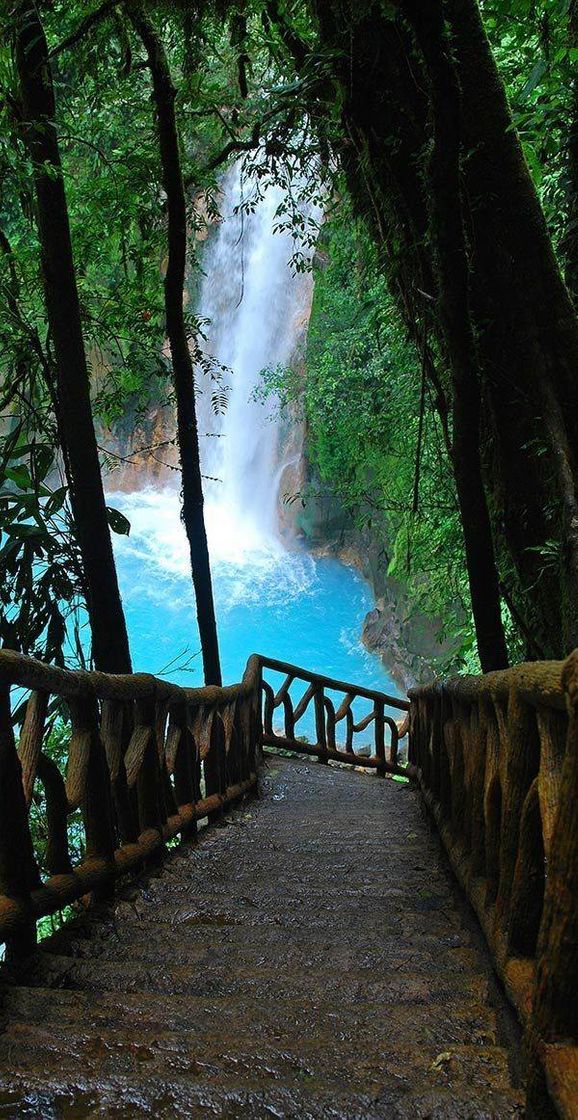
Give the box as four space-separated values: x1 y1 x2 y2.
14 0 132 674
127 3 222 686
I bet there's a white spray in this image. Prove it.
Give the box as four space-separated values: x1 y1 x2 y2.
196 161 312 560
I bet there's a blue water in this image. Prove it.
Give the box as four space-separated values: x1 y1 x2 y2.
111 490 401 743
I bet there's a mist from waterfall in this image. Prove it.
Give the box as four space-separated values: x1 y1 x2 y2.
196 161 311 559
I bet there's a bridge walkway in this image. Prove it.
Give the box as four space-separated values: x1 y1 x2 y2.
0 754 523 1118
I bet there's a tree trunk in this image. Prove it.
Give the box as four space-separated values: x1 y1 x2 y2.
313 0 507 670
311 0 578 658
563 0 578 304
15 0 132 675
449 0 578 651
403 0 508 672
128 4 222 687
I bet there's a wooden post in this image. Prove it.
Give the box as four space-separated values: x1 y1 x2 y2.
37 754 72 875
375 701 386 777
72 696 117 904
507 779 544 957
283 693 295 741
324 696 337 753
100 698 138 843
470 700 488 876
132 698 164 836
0 685 39 961
533 654 578 1040
497 689 540 922
81 698 116 863
315 687 328 763
262 680 275 738
172 704 197 841
252 659 264 772
18 689 48 807
205 713 226 821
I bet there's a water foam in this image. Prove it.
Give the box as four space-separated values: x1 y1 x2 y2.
111 488 317 614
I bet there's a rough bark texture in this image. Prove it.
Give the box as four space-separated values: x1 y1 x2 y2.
410 653 578 1119
311 0 578 663
128 4 222 687
449 0 578 653
313 0 507 671
564 0 578 304
403 0 508 672
15 0 132 675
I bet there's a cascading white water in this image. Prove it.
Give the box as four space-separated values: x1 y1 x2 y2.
196 162 312 558
109 162 398 709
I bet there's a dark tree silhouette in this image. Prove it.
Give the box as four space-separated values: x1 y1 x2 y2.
128 4 222 687
15 0 132 674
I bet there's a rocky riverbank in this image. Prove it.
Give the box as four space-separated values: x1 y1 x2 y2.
290 467 455 691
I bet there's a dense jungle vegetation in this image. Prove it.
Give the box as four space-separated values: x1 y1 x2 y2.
1 0 578 689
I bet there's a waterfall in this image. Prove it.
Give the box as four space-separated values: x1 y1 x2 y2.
196 162 312 560
108 162 396 702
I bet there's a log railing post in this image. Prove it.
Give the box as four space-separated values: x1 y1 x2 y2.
470 700 488 877
172 703 198 841
262 680 275 738
314 686 328 763
37 753 72 876
131 697 164 838
0 685 40 961
533 652 578 1041
18 689 48 808
205 712 226 821
100 698 138 844
497 689 540 923
83 697 116 864
375 701 386 777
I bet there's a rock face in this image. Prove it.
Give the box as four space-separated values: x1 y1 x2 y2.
362 600 438 693
0 755 523 1118
291 469 455 690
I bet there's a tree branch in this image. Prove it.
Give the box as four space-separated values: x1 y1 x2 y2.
49 0 121 58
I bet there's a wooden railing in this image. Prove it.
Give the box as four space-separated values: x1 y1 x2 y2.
0 649 408 962
260 655 410 776
409 653 578 1120
0 649 262 962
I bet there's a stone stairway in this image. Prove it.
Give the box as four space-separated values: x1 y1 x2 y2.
0 755 524 1119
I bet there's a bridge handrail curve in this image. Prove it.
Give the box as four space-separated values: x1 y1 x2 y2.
258 654 410 776
0 648 409 962
0 648 263 962
409 651 578 1120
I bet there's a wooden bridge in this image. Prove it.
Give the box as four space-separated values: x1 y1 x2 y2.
0 649 576 1117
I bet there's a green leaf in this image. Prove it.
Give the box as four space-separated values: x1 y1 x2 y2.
106 506 131 536
45 487 67 517
4 465 33 490
6 523 44 540
520 59 548 101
